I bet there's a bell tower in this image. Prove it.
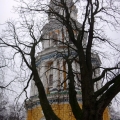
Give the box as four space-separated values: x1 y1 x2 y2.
25 1 110 120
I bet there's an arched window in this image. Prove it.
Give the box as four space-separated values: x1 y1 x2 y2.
51 32 58 45
49 74 53 86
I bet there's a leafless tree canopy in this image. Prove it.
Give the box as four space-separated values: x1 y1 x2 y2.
0 0 120 120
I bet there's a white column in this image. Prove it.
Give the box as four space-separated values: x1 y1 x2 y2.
40 62 48 92
30 63 46 96
66 63 68 88
59 29 62 44
94 69 102 90
59 60 64 89
53 60 59 89
75 61 81 88
72 61 77 87
96 69 102 89
30 80 35 97
34 84 38 95
95 69 100 77
63 28 66 42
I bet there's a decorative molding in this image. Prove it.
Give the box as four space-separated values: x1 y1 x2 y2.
26 91 82 109
36 51 100 67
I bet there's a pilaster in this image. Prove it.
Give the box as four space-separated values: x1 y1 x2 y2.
53 60 59 90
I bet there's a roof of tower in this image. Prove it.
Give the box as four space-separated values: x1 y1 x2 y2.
50 0 74 7
49 0 75 14
42 0 81 34
42 19 82 34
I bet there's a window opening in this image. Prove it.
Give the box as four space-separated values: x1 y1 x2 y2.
49 74 53 86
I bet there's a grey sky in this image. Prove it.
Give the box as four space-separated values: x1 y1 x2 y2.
0 0 17 24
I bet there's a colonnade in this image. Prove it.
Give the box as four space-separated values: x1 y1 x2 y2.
30 59 81 96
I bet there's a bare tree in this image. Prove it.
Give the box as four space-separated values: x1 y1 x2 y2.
0 89 8 120
7 103 26 120
0 0 120 120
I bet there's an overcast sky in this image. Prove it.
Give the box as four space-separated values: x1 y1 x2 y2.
0 0 17 24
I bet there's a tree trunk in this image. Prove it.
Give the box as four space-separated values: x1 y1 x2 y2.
31 47 60 120
68 62 82 120
82 109 103 120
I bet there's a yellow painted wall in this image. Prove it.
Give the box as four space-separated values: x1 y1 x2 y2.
27 104 110 120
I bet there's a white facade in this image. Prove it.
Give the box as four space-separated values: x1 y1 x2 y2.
30 33 101 97
30 0 101 99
